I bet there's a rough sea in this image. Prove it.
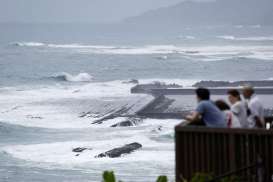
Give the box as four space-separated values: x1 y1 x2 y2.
1 23 273 182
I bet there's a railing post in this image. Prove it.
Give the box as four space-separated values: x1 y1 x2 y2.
229 134 236 170
256 154 265 182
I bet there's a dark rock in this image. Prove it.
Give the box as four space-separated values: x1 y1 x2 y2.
96 142 142 158
111 118 142 127
151 126 163 133
158 126 162 131
123 79 139 84
72 147 91 153
184 51 199 54
26 115 43 119
79 111 102 118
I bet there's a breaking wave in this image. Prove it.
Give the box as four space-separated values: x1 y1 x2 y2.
12 42 46 47
11 41 273 61
217 35 273 41
51 72 93 82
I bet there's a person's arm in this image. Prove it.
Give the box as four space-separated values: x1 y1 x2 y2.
231 104 240 116
254 116 265 128
185 111 201 123
185 102 204 124
249 102 265 128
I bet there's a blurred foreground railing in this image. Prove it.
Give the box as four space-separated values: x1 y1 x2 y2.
175 117 273 182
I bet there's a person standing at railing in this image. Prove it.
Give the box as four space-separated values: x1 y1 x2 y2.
215 100 241 128
227 89 249 128
242 85 265 128
185 88 226 127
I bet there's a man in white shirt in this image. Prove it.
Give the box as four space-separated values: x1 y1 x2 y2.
242 86 265 128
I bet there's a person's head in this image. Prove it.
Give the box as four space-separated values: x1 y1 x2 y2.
227 89 241 104
195 88 210 102
242 85 254 99
215 100 230 111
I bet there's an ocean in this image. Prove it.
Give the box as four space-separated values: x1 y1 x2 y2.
0 23 273 182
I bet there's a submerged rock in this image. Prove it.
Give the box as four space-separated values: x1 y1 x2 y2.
72 147 92 153
122 79 139 84
111 117 142 127
26 115 43 119
96 142 142 158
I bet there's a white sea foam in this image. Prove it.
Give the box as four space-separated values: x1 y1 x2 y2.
1 127 176 165
217 35 236 40
239 36 273 41
177 35 196 40
217 35 273 41
12 42 46 47
12 41 273 61
0 77 195 129
137 78 199 87
52 72 93 82
250 25 261 29
234 25 244 29
0 80 155 128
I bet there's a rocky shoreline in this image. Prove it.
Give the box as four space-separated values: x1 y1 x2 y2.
72 80 273 159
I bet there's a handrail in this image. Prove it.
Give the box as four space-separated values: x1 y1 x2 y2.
175 122 273 182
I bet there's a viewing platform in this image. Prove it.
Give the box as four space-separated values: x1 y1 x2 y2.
131 81 273 181
175 120 273 182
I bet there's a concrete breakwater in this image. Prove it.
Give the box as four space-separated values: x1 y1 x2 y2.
131 80 273 95
132 81 273 119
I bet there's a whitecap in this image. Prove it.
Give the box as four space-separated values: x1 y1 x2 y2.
52 72 93 82
9 41 273 61
177 35 196 40
12 42 46 47
216 35 236 40
0 80 154 128
217 35 273 41
1 134 175 165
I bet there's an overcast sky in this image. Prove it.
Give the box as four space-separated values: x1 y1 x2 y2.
0 0 187 23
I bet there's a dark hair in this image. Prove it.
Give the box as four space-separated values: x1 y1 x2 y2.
227 89 241 100
215 100 230 111
196 88 210 100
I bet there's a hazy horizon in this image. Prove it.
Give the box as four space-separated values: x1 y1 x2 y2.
0 0 185 23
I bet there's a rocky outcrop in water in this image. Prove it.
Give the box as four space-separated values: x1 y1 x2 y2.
72 147 92 156
122 79 139 84
96 142 142 158
72 147 91 153
111 117 142 127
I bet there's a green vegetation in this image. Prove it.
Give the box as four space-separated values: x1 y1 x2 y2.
102 171 239 182
156 176 168 182
102 171 168 182
103 171 117 182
